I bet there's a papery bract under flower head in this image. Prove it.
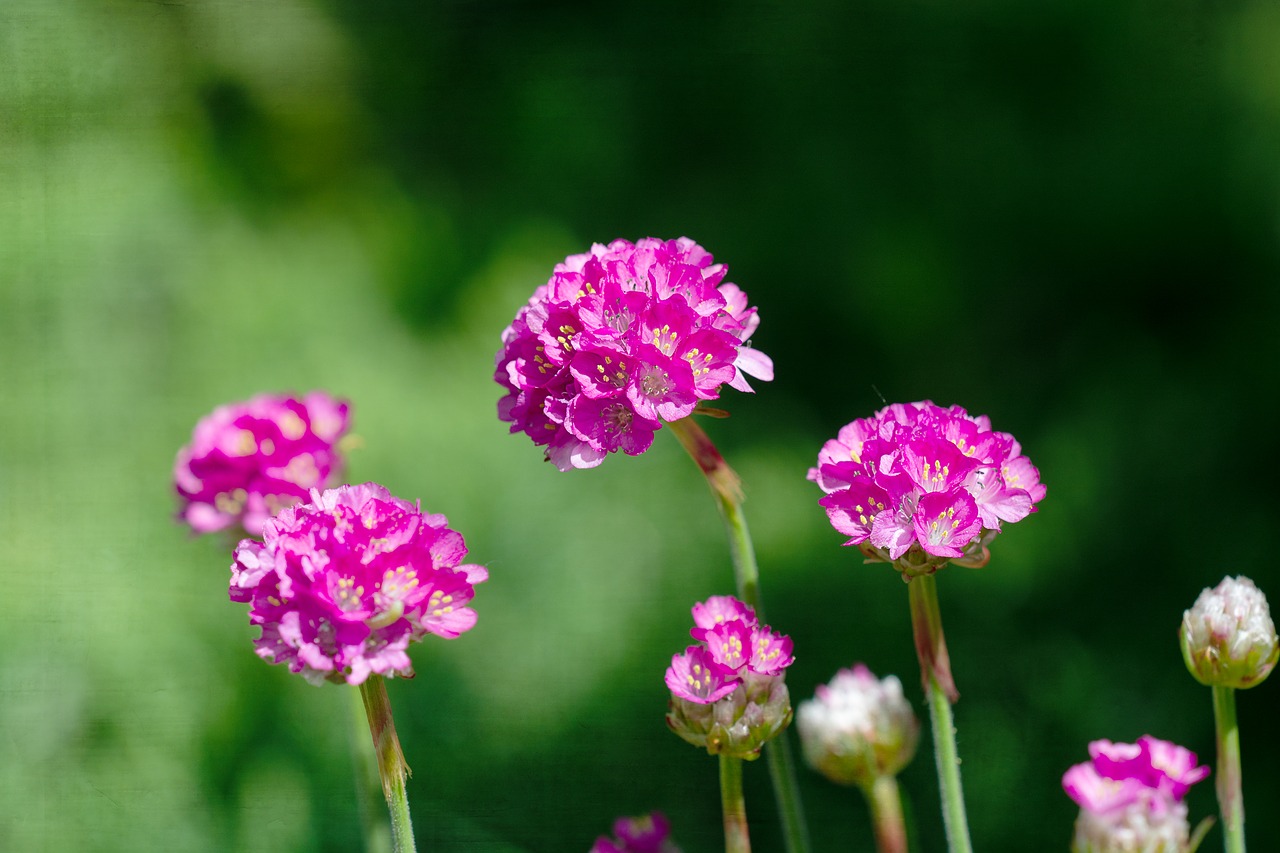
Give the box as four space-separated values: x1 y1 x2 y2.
495 238 773 471
230 482 487 686
175 392 350 537
1063 735 1208 853
809 401 1044 577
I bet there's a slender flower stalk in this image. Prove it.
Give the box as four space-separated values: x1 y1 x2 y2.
1212 685 1244 853
721 755 752 853
667 418 810 853
349 687 393 853
910 575 971 853
359 676 417 853
867 776 908 853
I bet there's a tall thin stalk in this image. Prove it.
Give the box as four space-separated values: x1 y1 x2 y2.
358 676 418 853
1212 684 1246 853
668 416 811 853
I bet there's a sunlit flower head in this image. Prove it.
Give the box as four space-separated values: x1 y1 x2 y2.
175 392 350 537
665 595 793 759
797 664 919 789
1063 735 1208 853
230 483 488 686
1181 575 1278 689
590 811 682 853
495 237 773 471
808 401 1044 577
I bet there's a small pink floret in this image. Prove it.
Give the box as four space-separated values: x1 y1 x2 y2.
229 482 486 686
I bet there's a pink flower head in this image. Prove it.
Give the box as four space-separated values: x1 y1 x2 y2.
590 811 681 853
229 483 488 686
664 595 794 759
666 596 792 703
809 401 1044 577
495 238 773 471
175 392 350 537
1063 735 1208 853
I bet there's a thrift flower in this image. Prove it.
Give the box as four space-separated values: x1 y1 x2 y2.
175 392 350 537
1180 575 1278 689
665 595 794 759
494 237 773 471
808 401 1044 578
797 664 919 789
591 811 682 853
230 482 488 686
1063 735 1209 853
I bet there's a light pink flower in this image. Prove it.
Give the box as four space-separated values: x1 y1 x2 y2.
230 483 487 685
175 392 350 536
495 238 773 471
810 401 1044 577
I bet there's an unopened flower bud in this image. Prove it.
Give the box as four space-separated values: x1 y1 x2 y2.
666 673 793 760
1180 575 1278 689
796 664 919 789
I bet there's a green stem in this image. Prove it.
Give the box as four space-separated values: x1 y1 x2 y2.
720 755 752 853
358 676 418 853
1212 684 1246 853
669 416 811 853
908 575 972 853
350 686 393 853
862 776 908 853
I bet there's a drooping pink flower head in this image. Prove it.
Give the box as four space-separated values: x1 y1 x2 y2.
590 811 682 853
808 401 1044 577
175 392 351 537
495 238 773 471
1062 735 1208 853
665 595 794 759
230 482 488 686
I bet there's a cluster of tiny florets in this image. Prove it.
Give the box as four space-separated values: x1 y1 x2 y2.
664 596 794 759
809 401 1044 576
175 392 350 537
494 237 773 471
1062 735 1209 853
230 483 488 686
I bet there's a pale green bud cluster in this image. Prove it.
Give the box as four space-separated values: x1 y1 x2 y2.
1180 575 1278 689
665 673 792 760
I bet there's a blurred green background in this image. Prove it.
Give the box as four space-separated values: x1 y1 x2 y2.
3 0 1278 850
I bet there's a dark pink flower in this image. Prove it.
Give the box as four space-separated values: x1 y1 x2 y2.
809 401 1044 577
495 238 773 471
230 483 487 686
175 392 350 537
665 595 794 759
590 811 681 853
1063 735 1208 852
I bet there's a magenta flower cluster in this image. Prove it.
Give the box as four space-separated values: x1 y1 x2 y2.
1063 736 1209 852
665 595 795 704
175 392 350 536
494 237 773 471
230 483 488 686
590 812 681 853
808 401 1045 575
